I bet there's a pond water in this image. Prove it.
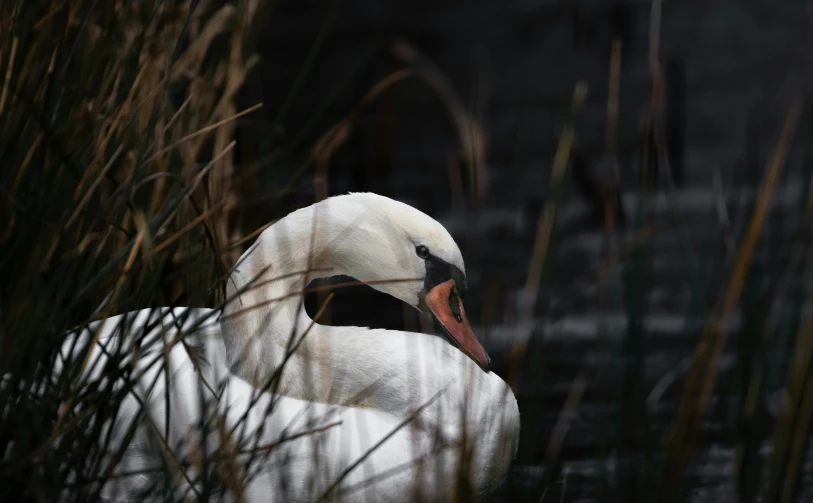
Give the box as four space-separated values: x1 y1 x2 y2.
304 179 813 502
247 1 813 499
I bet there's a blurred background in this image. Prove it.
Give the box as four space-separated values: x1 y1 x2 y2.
238 2 813 500
2 0 813 501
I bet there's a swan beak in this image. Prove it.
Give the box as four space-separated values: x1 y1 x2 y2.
425 279 491 372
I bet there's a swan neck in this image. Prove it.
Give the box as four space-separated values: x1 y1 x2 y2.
220 202 354 386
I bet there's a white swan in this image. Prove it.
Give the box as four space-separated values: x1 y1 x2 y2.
56 193 520 502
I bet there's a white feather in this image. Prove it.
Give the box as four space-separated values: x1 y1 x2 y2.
57 193 520 502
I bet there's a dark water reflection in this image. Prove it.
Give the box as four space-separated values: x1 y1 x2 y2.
303 182 813 502
252 0 813 497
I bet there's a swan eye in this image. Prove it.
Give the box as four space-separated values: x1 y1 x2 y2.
415 245 430 259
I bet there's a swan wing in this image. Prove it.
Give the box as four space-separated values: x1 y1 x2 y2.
55 308 488 502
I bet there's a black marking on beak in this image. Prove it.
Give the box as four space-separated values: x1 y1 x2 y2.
449 288 462 323
421 253 467 298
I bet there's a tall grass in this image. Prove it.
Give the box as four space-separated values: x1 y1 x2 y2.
0 1 263 499
486 2 813 500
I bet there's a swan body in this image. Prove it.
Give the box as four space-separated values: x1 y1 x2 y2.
56 193 520 501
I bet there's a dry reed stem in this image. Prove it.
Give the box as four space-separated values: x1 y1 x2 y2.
503 83 587 389
779 364 813 503
31 2 65 30
144 418 203 500
601 37 623 248
605 38 622 158
171 5 235 81
10 131 43 195
53 217 147 436
247 421 344 455
649 0 663 117
65 145 124 228
712 167 737 254
522 82 588 323
544 371 588 469
661 97 802 496
226 220 276 251
542 41 625 467
391 40 488 203
148 103 262 162
734 169 813 491
153 200 228 255
276 63 481 216
310 69 414 168
759 289 813 501
0 36 18 118
700 99 800 413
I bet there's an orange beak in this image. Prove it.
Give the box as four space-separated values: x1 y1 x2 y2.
424 279 491 372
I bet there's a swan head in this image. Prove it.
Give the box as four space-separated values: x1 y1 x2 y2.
330 193 491 372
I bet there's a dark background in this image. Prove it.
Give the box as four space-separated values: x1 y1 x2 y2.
232 1 813 501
